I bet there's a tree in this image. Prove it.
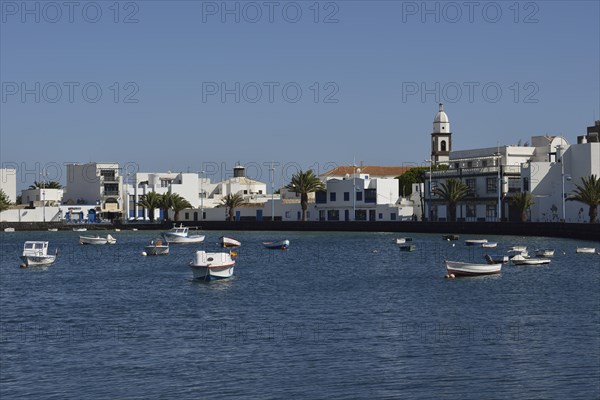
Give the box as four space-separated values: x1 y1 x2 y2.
396 168 426 198
509 192 534 222
171 194 192 222
0 189 11 212
159 192 175 222
432 178 469 222
221 193 245 221
285 169 325 221
137 192 162 222
567 174 600 223
29 181 62 189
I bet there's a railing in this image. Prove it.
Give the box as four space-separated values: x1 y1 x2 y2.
430 165 521 177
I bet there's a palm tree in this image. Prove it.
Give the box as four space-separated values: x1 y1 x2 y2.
285 169 325 221
432 178 469 222
137 191 162 222
567 174 600 223
509 192 535 222
29 181 62 189
159 193 176 222
0 189 11 212
221 193 245 221
171 194 192 222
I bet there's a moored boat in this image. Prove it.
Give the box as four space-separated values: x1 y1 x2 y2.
489 254 509 263
511 254 551 265
481 242 497 248
4 227 15 232
20 241 57 267
161 224 205 244
80 234 117 245
48 228 58 232
189 250 236 281
144 239 169 256
399 244 417 252
445 257 502 276
576 247 596 254
465 239 488 246
219 236 241 247
72 227 87 232
535 249 555 257
263 239 290 250
442 234 459 241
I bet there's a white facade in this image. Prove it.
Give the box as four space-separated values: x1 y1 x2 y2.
0 168 17 203
21 188 64 206
64 163 123 218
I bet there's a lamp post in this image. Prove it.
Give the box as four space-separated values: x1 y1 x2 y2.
40 171 47 223
494 153 502 222
557 145 566 222
200 171 205 220
424 159 432 221
269 162 275 222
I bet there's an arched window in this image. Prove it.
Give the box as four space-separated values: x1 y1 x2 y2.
441 140 447 151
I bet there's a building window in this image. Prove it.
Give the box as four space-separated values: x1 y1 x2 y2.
378 213 383 219
454 162 459 169
243 190 248 194
327 210 339 221
523 177 530 192
330 192 336 202
356 191 363 201
482 160 487 167
285 211 291 218
467 161 473 168
441 140 447 151
486 177 497 193
508 177 520 193
390 213 396 221
160 180 171 188
258 190 263 194
343 192 350 201
486 205 497 219
465 179 476 195
355 209 367 221
466 204 476 218
315 191 327 204
364 189 376 203
185 212 189 220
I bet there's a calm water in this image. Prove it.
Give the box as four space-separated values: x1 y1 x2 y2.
1 230 599 399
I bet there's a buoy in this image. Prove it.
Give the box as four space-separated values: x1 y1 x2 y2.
19 263 28 268
452 243 455 247
450 273 455 279
142 252 147 256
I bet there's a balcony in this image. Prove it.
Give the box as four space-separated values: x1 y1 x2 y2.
430 165 521 178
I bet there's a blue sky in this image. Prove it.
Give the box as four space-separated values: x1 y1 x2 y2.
1 0 599 189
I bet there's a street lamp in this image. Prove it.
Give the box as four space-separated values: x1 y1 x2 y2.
269 162 275 222
200 171 205 220
556 145 571 222
494 153 502 222
39 170 48 223
424 159 432 221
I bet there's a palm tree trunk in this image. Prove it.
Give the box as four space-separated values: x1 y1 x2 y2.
149 209 155 222
301 193 308 222
520 210 527 222
449 203 456 222
589 205 598 223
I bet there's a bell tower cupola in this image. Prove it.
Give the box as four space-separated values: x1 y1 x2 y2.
431 103 452 165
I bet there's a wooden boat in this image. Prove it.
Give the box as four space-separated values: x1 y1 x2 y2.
511 254 551 265
161 224 205 244
80 234 117 245
263 240 290 250
535 249 555 257
442 234 459 241
465 239 488 246
20 241 57 267
189 250 236 281
576 247 596 254
399 244 417 252
219 236 241 247
445 257 502 276
144 239 169 256
481 242 498 248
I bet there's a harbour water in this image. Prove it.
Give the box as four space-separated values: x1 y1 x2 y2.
1 230 599 399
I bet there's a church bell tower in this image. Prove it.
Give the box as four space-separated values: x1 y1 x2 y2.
431 103 452 165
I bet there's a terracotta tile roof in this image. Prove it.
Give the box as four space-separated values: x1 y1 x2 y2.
321 166 415 178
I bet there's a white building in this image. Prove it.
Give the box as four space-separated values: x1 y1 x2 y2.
0 168 17 203
64 163 123 220
21 188 64 206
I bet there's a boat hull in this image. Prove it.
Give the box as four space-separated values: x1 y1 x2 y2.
162 234 205 244
144 245 170 256
445 261 501 276
220 236 241 247
190 264 235 280
576 247 596 254
465 239 488 246
20 255 56 266
263 240 290 250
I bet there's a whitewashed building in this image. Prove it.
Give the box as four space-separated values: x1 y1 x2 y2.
64 163 123 220
21 188 64 206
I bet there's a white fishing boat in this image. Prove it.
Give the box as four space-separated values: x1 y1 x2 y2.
144 238 169 256
465 239 488 246
509 245 527 252
511 254 551 265
262 239 290 250
219 236 241 247
445 257 502 276
4 227 15 232
20 241 57 267
535 249 555 257
72 227 87 232
80 234 117 245
481 242 498 248
395 238 406 244
489 254 509 263
189 250 236 281
576 247 596 254
48 228 58 232
161 224 205 244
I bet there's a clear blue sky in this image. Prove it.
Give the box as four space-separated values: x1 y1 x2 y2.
1 0 599 189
